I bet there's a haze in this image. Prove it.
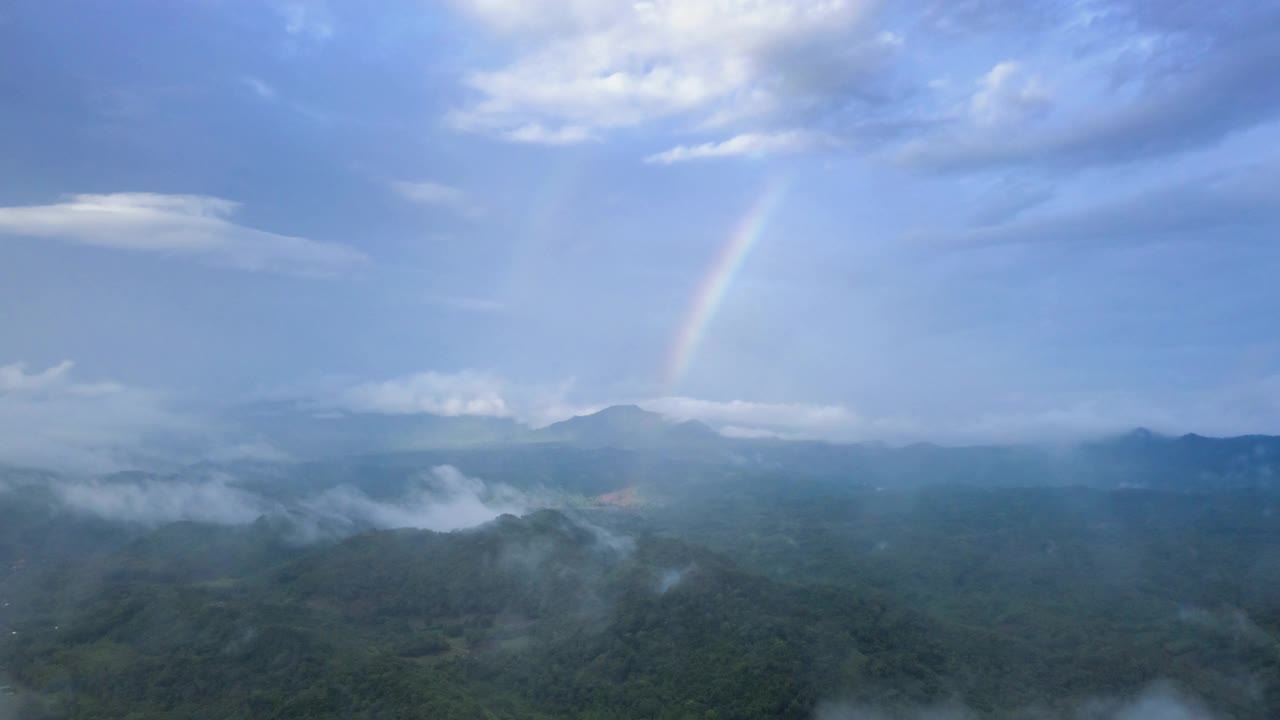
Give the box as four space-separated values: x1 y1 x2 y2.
3 0 1280 471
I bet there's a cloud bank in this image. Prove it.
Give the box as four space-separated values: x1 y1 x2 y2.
0 360 195 473
301 465 528 533
10 463 528 536
52 474 271 525
6 361 1280 477
449 0 890 153
341 370 514 418
443 0 1280 174
329 369 1280 446
0 193 366 275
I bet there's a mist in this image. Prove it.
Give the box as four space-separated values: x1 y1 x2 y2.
3 464 534 536
814 682 1217 720
299 465 530 533
4 0 1280 717
51 473 270 525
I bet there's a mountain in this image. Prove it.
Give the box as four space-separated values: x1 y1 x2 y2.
223 403 728 459
1072 428 1280 490
525 405 723 451
212 400 1280 495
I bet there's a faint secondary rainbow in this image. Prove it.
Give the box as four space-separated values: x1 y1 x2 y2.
663 177 792 391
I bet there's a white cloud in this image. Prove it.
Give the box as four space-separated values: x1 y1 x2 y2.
502 123 595 144
319 364 1280 447
640 388 1280 445
440 0 1280 174
333 370 594 428
389 180 481 217
969 60 1051 128
815 682 1215 720
516 397 604 429
276 1 334 42
0 360 196 473
1075 682 1217 720
341 370 513 417
642 396 857 432
645 129 822 163
18 464 527 534
0 360 75 393
448 0 1280 171
242 76 276 99
53 474 270 525
327 375 1172 445
638 396 903 441
300 465 527 532
717 425 794 440
0 193 366 275
449 0 885 146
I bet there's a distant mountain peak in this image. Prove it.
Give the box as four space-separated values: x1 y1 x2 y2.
527 405 722 452
673 418 719 437
556 405 667 430
1116 427 1166 444
593 404 651 417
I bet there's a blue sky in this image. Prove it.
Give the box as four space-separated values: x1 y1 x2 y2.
2 0 1279 466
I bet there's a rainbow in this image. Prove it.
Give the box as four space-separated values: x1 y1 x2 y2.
662 177 791 391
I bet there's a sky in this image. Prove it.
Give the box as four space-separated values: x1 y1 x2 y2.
2 0 1280 466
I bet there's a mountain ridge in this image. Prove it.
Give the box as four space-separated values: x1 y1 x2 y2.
524 404 721 450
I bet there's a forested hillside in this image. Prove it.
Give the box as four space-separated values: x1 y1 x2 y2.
3 483 1279 718
4 422 1280 717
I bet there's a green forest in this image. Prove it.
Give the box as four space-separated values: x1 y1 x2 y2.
3 474 1279 719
